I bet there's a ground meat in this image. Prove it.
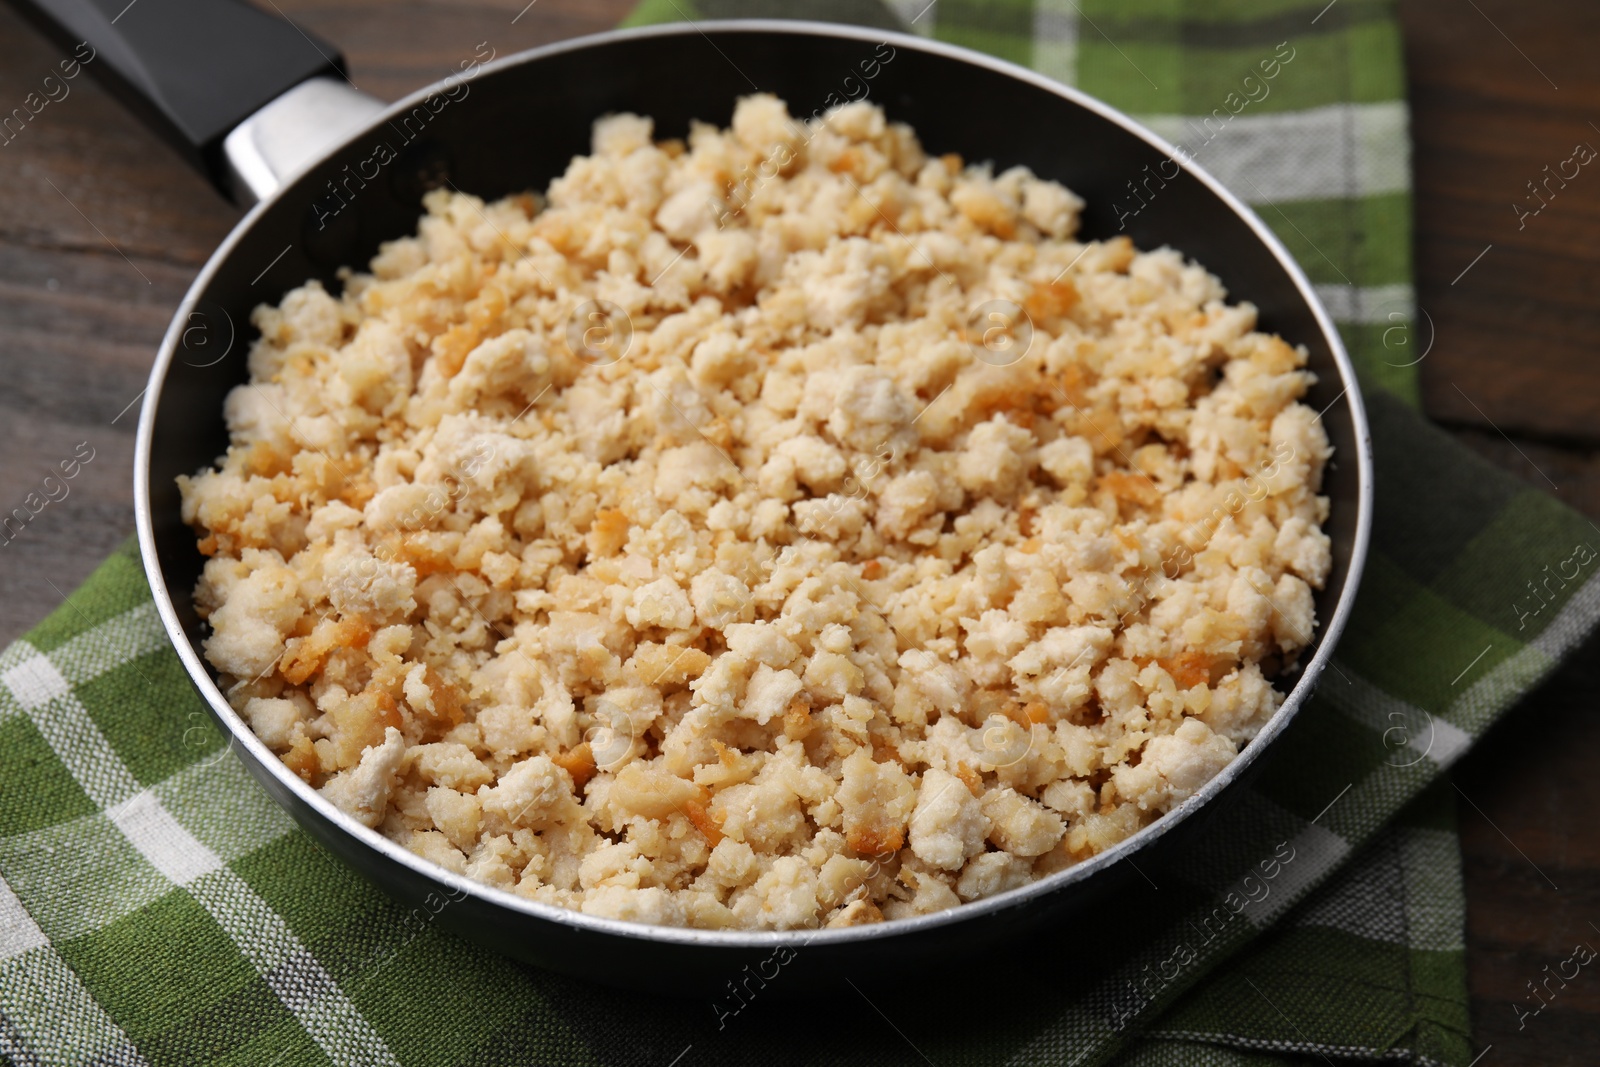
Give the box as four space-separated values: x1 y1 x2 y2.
183 95 1332 929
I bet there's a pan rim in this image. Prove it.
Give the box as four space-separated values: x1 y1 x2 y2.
135 17 1373 951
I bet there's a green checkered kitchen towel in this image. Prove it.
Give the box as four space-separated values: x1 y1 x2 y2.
4 1 1599 1064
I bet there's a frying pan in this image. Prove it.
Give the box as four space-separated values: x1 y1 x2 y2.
14 0 1371 994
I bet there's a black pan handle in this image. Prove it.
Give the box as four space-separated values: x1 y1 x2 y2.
8 0 345 187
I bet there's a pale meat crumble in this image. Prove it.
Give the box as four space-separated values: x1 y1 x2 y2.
181 95 1333 930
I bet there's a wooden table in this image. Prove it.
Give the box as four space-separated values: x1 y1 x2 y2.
1 1 1595 1060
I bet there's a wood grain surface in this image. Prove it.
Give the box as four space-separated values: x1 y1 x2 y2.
0 1 1596 1061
